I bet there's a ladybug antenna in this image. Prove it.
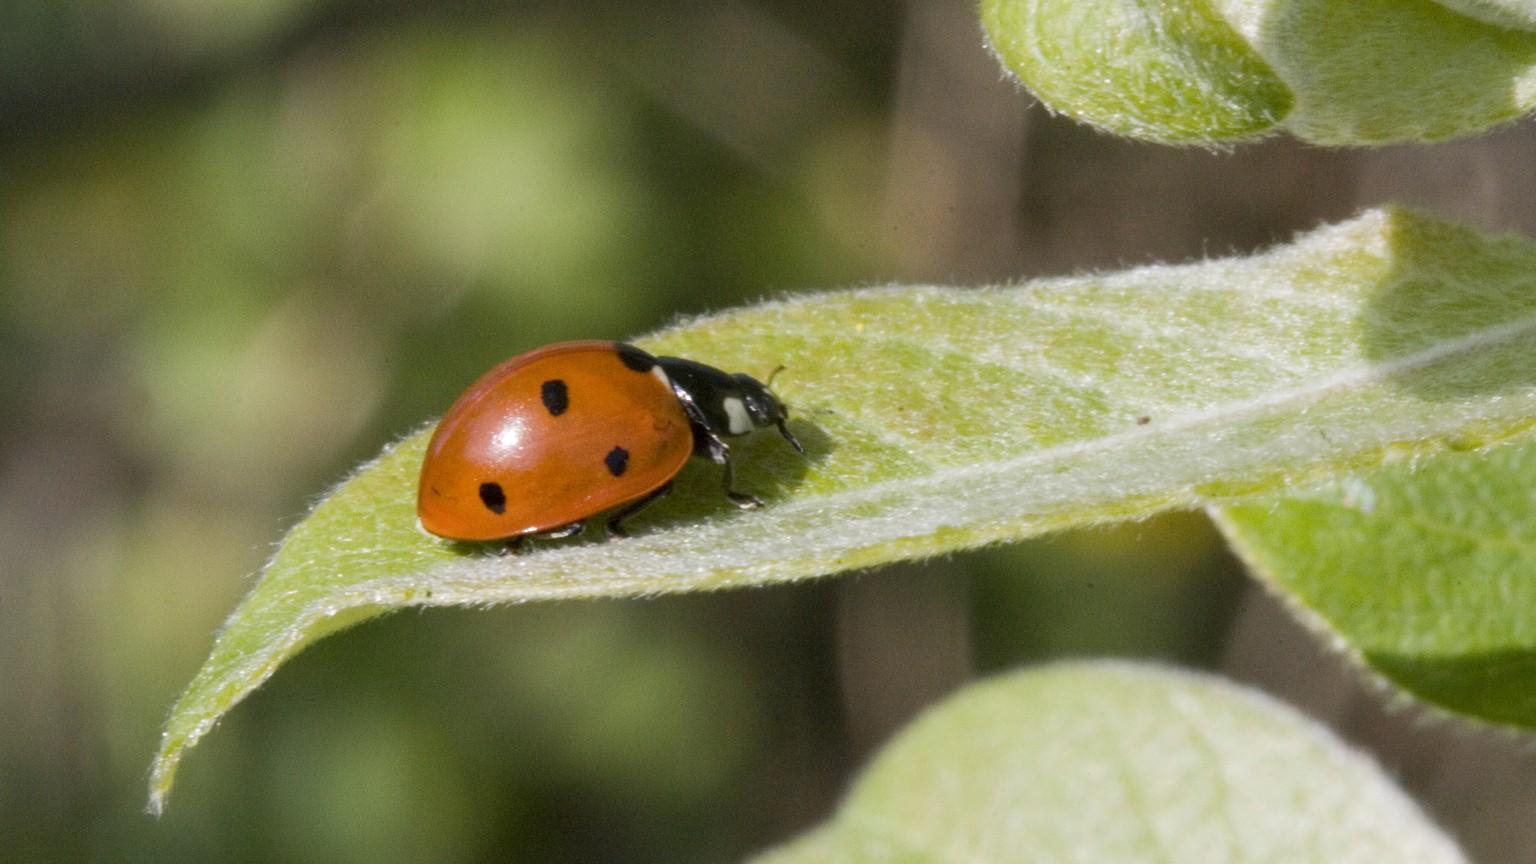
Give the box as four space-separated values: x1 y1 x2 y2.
765 364 788 390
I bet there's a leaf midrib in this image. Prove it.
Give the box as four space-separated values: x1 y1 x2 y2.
782 306 1536 521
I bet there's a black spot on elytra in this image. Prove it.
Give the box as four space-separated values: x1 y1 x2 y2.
478 482 507 514
541 379 569 416
605 446 630 477
616 343 655 372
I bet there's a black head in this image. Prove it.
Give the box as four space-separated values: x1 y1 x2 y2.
653 354 805 454
733 373 805 454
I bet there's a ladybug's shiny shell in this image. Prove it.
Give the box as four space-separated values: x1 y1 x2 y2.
418 341 692 541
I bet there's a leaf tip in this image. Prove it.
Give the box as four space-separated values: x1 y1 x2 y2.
145 731 189 816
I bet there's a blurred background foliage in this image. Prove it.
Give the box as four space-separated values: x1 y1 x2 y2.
6 1 1536 862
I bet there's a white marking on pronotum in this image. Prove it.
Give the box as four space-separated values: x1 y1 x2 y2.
650 365 670 387
723 396 752 434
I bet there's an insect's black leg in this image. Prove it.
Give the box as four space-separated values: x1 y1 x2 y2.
692 423 762 510
606 483 672 538
503 521 584 555
701 435 762 510
720 457 762 509
539 522 586 541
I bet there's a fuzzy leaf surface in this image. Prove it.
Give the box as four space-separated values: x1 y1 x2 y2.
750 662 1466 864
149 207 1536 811
981 0 1536 144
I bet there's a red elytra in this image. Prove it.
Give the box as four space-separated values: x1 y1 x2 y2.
417 340 803 544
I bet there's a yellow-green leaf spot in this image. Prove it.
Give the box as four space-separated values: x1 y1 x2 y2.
149 206 1536 812
1215 436 1536 727
982 0 1536 145
749 662 1466 864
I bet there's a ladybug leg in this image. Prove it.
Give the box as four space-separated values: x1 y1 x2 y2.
720 458 762 510
538 522 586 541
503 522 585 555
700 433 762 510
606 483 672 539
684 403 764 510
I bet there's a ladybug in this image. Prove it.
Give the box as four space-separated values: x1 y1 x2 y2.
417 340 804 547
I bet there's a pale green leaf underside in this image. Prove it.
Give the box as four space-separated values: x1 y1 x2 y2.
749 662 1466 864
149 207 1536 811
1215 435 1536 726
981 0 1536 145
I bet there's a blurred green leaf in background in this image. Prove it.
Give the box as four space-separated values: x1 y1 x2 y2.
755 662 1468 864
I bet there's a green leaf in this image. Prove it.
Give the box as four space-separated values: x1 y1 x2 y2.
1215 436 1536 727
149 206 1536 812
749 662 1467 864
981 0 1536 145
978 0 1292 143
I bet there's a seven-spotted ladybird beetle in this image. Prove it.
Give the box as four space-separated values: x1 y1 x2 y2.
417 340 804 547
